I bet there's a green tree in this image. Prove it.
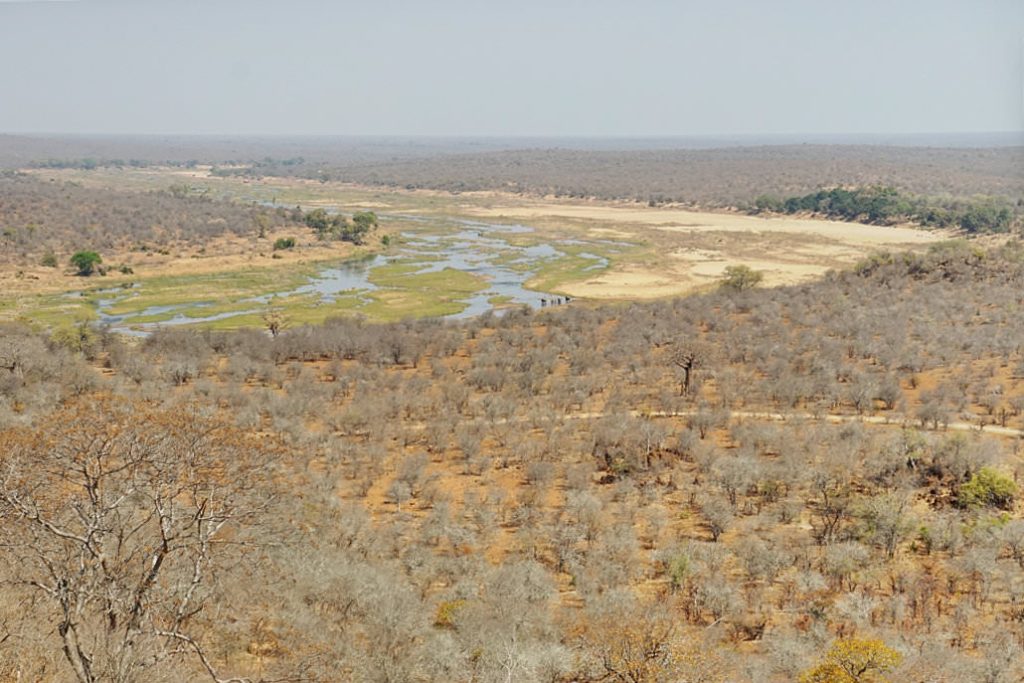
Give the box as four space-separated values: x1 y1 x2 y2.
50 318 99 356
352 210 378 232
303 208 332 238
720 264 764 292
69 250 102 276
957 467 1017 510
347 211 378 245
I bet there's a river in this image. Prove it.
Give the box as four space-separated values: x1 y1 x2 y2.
88 217 610 334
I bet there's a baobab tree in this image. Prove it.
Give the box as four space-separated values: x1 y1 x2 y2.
670 342 711 395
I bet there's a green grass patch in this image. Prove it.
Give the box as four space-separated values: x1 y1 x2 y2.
369 265 484 294
103 267 316 316
526 255 606 294
360 266 487 321
14 293 98 329
359 291 467 321
487 251 545 272
192 293 368 330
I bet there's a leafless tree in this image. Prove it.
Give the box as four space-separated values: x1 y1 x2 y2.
0 397 280 683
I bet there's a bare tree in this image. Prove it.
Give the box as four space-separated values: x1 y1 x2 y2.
671 347 703 396
0 397 279 683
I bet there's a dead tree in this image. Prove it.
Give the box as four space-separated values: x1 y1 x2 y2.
0 396 280 683
673 349 698 395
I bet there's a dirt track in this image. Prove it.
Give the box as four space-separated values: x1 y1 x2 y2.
402 408 1023 438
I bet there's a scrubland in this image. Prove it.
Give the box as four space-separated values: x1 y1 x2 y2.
221 144 1024 206
1 168 953 333
2 239 1024 681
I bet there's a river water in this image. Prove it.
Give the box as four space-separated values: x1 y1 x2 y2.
89 217 607 334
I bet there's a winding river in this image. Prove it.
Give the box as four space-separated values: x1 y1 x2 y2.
89 217 610 334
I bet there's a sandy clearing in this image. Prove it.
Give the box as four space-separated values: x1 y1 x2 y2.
587 227 636 239
781 243 864 259
467 203 945 247
463 198 950 299
560 257 829 299
673 247 833 270
672 248 724 262
557 268 699 299
686 258 830 284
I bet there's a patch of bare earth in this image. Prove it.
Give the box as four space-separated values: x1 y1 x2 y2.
463 199 949 299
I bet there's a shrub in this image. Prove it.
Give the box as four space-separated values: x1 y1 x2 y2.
720 264 764 292
957 467 1017 510
69 250 102 276
433 599 465 628
40 251 58 268
273 237 296 251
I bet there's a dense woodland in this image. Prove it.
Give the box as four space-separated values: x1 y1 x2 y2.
2 240 1024 681
751 186 1019 234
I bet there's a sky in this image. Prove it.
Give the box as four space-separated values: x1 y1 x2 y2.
0 0 1021 137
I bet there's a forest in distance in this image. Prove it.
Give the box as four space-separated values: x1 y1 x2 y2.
1 135 1024 682
16 138 1024 206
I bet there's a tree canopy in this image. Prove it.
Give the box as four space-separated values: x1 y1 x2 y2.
752 186 1017 233
799 638 902 683
69 250 102 276
720 264 764 292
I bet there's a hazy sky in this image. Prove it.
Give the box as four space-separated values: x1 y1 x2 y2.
0 0 1021 136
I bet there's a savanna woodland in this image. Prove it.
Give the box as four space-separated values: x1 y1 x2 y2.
2 130 1024 683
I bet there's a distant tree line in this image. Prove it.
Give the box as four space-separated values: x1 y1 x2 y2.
29 158 161 170
195 146 1024 209
19 145 1024 213
29 156 305 173
0 173 305 258
751 186 1019 233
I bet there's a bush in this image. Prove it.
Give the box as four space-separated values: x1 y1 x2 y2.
720 264 764 292
957 467 1017 510
273 237 296 251
433 599 465 628
69 250 102 276
40 252 58 268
